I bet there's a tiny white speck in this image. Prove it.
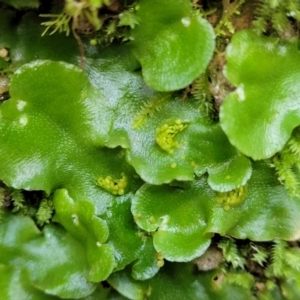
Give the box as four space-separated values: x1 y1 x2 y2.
159 215 169 230
17 100 27 111
19 116 28 126
265 43 275 51
226 44 233 55
288 11 296 17
278 45 287 56
236 84 245 101
222 65 228 77
72 214 79 226
181 17 191 27
96 242 102 247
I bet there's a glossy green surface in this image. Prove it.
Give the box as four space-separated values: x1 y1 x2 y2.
0 60 139 213
221 30 300 160
132 182 212 261
85 49 251 190
130 0 215 91
108 263 256 300
0 265 58 300
53 189 114 282
0 3 300 299
101 194 159 280
0 213 96 298
132 162 300 261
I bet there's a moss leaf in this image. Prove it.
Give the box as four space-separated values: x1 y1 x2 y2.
53 189 115 282
205 155 252 192
132 183 213 261
101 194 160 280
108 263 256 300
209 161 300 240
0 265 58 300
53 189 159 282
0 213 97 298
130 0 215 91
0 60 139 213
87 51 251 189
127 100 252 189
221 30 300 160
133 162 300 262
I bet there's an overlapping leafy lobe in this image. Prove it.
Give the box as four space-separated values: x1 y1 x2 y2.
53 189 114 282
130 0 215 91
132 182 213 262
0 11 251 192
1 6 298 299
205 155 252 192
86 53 251 190
0 265 58 300
221 30 300 160
205 162 300 240
81 285 111 300
132 162 300 262
102 194 160 280
108 263 255 300
53 188 160 282
0 213 97 298
0 58 161 284
125 99 251 188
1 39 169 292
0 60 142 213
